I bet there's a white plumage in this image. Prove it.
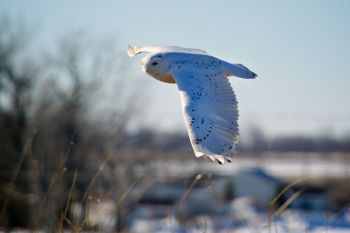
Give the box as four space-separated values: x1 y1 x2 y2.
128 45 257 164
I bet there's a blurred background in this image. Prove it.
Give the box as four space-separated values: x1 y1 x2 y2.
0 1 350 232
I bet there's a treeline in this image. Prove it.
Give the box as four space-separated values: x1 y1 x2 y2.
244 134 350 153
237 127 350 153
127 129 350 154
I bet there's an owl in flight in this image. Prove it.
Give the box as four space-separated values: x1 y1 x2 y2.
128 45 256 164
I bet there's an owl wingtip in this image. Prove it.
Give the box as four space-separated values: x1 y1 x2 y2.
127 45 139 57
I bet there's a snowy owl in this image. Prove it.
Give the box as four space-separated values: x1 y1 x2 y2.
128 45 257 164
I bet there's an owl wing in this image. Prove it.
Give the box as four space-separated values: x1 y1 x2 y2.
127 45 208 57
171 65 239 164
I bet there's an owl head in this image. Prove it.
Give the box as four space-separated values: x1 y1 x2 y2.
141 53 176 83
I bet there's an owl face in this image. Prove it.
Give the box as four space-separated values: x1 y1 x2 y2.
141 53 175 83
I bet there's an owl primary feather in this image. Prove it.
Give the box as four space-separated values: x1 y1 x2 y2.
128 45 257 164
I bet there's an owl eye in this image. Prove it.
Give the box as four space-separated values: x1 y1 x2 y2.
151 62 158 66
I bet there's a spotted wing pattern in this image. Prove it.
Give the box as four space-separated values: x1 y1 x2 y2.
171 61 239 164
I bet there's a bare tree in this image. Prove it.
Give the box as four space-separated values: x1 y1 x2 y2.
0 15 40 231
31 31 145 231
0 12 147 231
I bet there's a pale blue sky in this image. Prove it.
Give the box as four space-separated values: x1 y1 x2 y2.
1 0 350 137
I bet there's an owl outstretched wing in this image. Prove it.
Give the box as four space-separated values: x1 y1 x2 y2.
127 45 208 57
171 64 239 164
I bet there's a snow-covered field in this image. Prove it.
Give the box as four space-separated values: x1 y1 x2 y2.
128 210 350 233
3 154 350 233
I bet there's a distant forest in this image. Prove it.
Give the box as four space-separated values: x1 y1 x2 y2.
127 129 350 154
